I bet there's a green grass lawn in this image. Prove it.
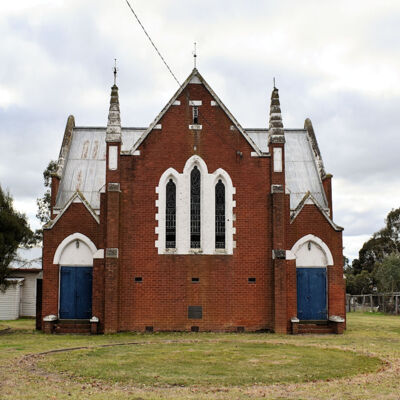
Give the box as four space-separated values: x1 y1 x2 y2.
39 341 380 386
0 314 400 399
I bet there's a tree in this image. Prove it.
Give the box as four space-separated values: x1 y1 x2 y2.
346 270 374 295
0 185 34 285
36 160 57 238
347 207 400 294
375 253 400 293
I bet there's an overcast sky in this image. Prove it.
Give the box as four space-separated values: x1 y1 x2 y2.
1 0 399 260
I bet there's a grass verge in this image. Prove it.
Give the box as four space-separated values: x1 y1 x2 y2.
0 314 399 399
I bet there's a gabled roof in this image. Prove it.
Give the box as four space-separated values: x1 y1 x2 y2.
290 191 343 231
129 68 262 156
46 191 99 230
52 70 332 218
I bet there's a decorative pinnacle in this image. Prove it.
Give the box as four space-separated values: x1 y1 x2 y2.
269 86 284 137
106 76 121 142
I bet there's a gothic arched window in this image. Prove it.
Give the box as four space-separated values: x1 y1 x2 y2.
166 179 176 248
190 166 201 248
215 179 225 249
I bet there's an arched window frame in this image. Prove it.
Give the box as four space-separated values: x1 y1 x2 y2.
190 166 201 249
215 179 226 249
155 168 179 253
155 156 235 255
165 178 177 249
211 170 235 254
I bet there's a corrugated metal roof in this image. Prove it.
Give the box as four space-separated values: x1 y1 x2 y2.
246 129 328 210
285 130 328 210
246 129 269 153
9 247 42 270
55 127 327 212
55 127 144 210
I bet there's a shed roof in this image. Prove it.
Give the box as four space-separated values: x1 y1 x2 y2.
8 247 42 271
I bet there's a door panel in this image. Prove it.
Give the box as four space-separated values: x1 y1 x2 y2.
60 266 92 319
60 267 76 319
76 267 92 319
297 267 327 320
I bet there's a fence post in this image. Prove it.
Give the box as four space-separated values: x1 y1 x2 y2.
396 296 399 316
370 294 373 312
383 295 386 313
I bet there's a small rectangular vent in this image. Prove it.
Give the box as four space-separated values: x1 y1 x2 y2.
188 306 202 319
237 326 245 333
145 326 153 332
191 277 199 283
248 277 256 283
135 277 143 283
191 326 199 332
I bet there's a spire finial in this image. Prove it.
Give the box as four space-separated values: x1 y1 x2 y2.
193 42 197 69
113 58 118 86
268 84 285 142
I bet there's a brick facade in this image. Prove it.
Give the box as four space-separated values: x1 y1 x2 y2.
42 69 345 334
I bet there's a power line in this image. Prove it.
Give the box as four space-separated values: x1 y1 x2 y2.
124 0 181 86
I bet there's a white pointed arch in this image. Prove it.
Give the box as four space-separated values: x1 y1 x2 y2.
155 157 235 254
53 233 97 265
183 154 209 175
291 234 334 267
211 168 233 187
158 167 180 188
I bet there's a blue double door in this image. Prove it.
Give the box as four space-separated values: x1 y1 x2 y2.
297 267 327 320
60 266 92 319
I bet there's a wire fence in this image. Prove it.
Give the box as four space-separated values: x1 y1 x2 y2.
346 293 400 314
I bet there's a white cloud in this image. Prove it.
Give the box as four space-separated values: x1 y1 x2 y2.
0 86 21 108
1 0 400 260
343 235 371 261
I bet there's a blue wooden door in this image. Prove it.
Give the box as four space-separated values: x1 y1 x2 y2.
297 268 327 320
60 267 92 319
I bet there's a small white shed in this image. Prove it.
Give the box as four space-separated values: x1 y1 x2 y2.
0 278 24 320
0 247 42 320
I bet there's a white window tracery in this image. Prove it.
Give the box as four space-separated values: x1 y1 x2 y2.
155 155 235 255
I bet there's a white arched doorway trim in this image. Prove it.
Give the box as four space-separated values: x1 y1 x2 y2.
291 234 334 266
53 233 97 265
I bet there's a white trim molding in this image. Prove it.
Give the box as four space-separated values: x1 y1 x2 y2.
156 155 235 255
53 232 98 264
46 191 100 229
291 234 334 266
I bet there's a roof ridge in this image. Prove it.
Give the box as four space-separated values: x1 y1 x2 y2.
129 69 262 155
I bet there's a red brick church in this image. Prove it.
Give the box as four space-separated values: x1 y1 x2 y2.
41 68 345 334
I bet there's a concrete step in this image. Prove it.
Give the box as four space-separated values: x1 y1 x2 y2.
298 324 335 334
55 320 91 334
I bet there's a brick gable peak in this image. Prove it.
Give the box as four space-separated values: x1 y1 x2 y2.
130 68 262 156
44 191 100 230
290 191 343 231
